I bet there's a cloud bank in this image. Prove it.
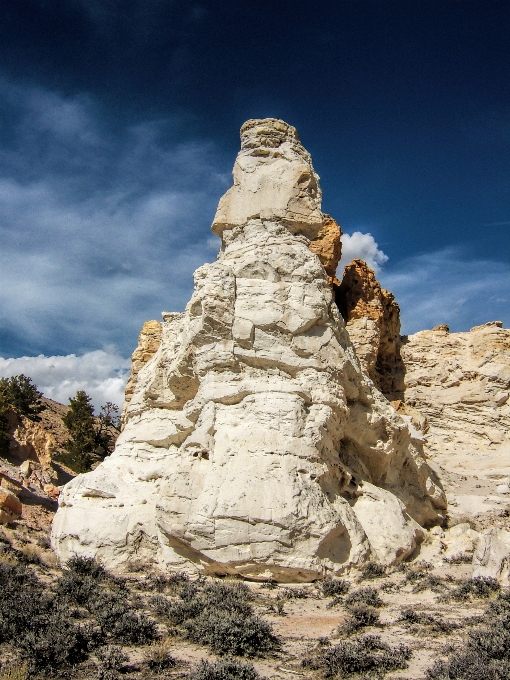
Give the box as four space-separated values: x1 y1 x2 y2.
381 247 510 335
0 351 130 412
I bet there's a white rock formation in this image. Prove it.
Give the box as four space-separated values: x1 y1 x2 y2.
51 118 446 581
400 322 510 520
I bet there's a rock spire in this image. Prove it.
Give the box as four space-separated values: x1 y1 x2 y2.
51 119 445 580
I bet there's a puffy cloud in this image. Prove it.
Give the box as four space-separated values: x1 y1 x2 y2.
0 351 130 412
339 231 389 273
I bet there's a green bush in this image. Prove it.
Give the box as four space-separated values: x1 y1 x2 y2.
303 634 411 677
188 658 262 680
0 375 43 420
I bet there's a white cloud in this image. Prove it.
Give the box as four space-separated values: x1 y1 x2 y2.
339 231 389 273
380 247 510 334
0 351 130 412
0 79 227 358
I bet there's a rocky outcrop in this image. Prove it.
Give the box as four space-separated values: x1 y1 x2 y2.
400 321 510 480
473 528 510 587
335 259 404 400
122 320 163 423
51 118 445 581
309 214 342 286
8 409 57 471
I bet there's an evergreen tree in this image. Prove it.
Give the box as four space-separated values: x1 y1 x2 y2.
0 374 44 420
61 392 120 473
62 391 97 473
0 374 44 456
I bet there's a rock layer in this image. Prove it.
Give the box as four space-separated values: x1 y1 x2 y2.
51 118 445 580
400 321 510 487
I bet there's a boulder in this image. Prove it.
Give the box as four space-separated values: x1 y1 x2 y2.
473 528 510 586
51 118 446 580
0 487 22 524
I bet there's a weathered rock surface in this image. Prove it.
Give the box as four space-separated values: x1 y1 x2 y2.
308 214 342 286
0 487 22 524
122 320 163 423
51 118 445 581
400 322 510 483
335 259 404 399
473 527 510 587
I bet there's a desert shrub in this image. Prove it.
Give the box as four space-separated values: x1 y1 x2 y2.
426 586 510 678
110 610 157 644
261 578 277 589
160 579 278 657
143 570 189 593
188 658 262 680
359 563 386 581
412 574 453 594
400 608 455 634
66 555 109 579
17 604 90 671
96 645 128 680
144 637 176 670
345 586 384 609
342 603 380 634
183 609 279 657
0 662 29 680
443 552 473 565
322 577 350 598
448 576 500 601
36 534 50 549
280 586 310 599
303 634 411 677
0 561 89 670
165 580 253 624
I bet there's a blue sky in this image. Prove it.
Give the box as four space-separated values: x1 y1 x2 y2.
0 0 509 408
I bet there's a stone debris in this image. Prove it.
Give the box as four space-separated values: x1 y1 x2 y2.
51 118 446 581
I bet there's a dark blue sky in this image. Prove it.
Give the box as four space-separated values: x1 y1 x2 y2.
1 0 509 366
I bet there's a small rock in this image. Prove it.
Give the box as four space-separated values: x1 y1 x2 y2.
19 460 32 477
496 485 510 495
0 488 22 524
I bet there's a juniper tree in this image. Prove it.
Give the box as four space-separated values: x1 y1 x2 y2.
62 391 120 473
62 391 97 472
0 374 44 455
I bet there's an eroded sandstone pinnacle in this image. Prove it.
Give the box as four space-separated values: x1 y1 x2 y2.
51 118 446 581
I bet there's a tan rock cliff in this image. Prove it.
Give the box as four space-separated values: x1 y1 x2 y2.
335 259 404 400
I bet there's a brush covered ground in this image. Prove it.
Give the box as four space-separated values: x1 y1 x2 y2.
1 513 510 680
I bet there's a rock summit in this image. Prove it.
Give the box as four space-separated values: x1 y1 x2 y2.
51 119 446 580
